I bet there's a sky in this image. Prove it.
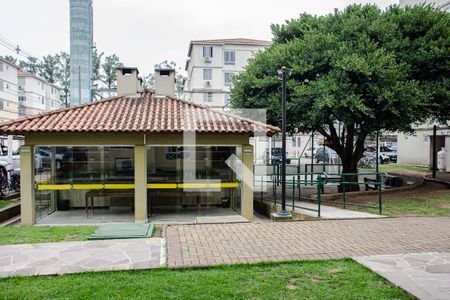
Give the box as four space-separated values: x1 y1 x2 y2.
0 0 397 76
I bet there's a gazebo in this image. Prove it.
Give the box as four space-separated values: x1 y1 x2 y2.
0 93 279 225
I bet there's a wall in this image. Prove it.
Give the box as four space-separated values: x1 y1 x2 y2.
397 127 450 167
18 75 46 116
184 43 268 106
0 59 19 122
400 0 450 9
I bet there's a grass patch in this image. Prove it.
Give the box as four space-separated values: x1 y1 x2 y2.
378 193 450 217
0 259 412 299
0 200 16 210
348 191 450 217
362 163 429 174
0 226 97 246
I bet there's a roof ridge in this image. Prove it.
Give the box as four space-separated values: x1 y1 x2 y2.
165 96 280 132
0 95 124 128
0 92 280 135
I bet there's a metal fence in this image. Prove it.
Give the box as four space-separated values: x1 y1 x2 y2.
254 166 385 217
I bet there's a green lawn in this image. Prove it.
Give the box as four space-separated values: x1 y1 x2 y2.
0 260 412 300
362 163 430 174
0 199 16 210
349 191 450 217
0 226 97 246
380 192 450 217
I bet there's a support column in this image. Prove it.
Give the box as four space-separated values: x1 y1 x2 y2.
20 145 35 226
134 145 147 223
241 144 254 221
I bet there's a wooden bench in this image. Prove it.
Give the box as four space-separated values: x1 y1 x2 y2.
318 175 342 193
85 189 134 216
364 177 380 191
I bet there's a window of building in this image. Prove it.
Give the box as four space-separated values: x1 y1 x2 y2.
224 72 236 86
0 100 4 110
203 69 212 81
19 96 26 102
424 135 430 143
18 77 25 86
41 96 44 104
0 62 3 72
41 82 44 90
224 51 235 65
203 92 213 103
202 46 213 58
0 80 3 91
224 94 231 106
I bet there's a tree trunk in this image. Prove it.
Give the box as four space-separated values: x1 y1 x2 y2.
340 161 360 192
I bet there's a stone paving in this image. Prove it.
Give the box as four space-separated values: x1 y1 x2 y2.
0 238 165 278
355 252 450 300
166 217 450 268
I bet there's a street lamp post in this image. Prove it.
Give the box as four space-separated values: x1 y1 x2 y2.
279 66 289 216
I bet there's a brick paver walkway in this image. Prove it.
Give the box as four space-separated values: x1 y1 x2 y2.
166 217 450 268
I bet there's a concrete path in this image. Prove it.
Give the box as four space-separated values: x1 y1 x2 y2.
0 238 165 278
167 217 450 267
356 253 450 300
290 200 383 219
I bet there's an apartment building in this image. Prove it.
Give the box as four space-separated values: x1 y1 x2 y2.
18 71 62 117
183 38 270 108
0 57 20 122
399 0 450 10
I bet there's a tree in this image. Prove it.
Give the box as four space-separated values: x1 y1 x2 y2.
142 73 155 91
55 52 71 107
232 4 449 190
18 56 41 74
2 55 17 65
38 54 60 84
91 45 104 100
101 54 122 97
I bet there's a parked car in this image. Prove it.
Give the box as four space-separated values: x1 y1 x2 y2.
315 147 339 163
364 146 393 164
304 146 318 158
380 146 397 163
266 148 291 165
0 145 20 175
35 148 52 172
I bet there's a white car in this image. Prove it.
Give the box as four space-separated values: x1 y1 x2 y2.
304 146 318 158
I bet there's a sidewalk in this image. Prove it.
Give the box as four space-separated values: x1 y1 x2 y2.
0 238 165 278
356 252 450 300
167 217 450 267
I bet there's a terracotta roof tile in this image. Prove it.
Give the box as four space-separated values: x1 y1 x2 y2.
0 93 280 136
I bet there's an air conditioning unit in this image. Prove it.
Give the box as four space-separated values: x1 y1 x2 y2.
204 80 211 88
18 86 24 91
204 57 212 63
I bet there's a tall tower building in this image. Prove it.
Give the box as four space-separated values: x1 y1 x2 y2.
69 0 93 105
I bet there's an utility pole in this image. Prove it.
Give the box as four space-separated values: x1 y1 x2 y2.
78 65 82 105
432 125 437 178
280 67 287 215
270 66 292 221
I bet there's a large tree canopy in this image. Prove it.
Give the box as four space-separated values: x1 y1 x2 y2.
232 4 449 183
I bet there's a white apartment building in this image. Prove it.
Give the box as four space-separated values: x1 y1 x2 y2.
0 57 20 122
399 0 450 10
18 71 62 117
183 38 271 108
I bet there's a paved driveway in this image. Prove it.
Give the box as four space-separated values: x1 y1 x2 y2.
166 217 450 268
